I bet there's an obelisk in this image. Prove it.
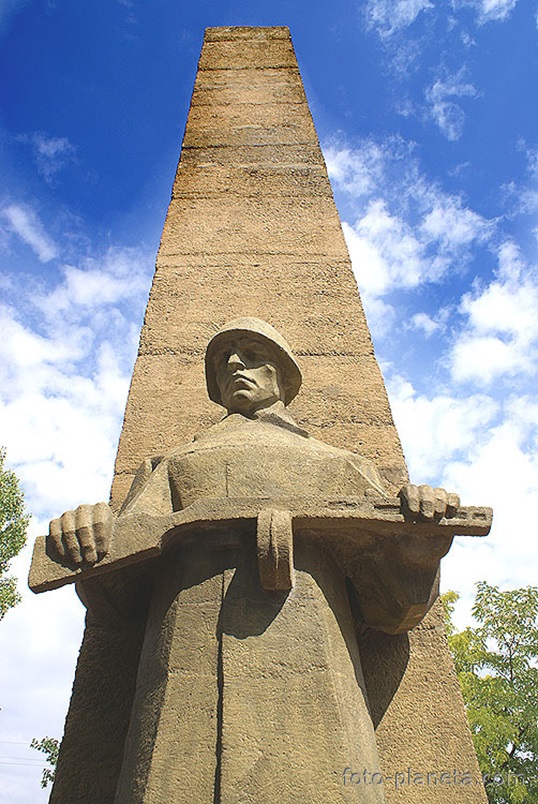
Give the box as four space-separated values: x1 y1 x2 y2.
49 27 486 803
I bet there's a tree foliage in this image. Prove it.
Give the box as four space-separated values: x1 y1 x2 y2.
443 583 538 803
0 447 29 619
30 736 59 788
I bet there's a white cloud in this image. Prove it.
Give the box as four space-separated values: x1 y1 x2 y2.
502 144 538 216
460 29 477 47
411 311 440 336
386 372 538 606
0 532 85 804
324 139 395 200
425 69 478 141
388 372 499 482
450 242 538 384
451 334 524 384
420 197 491 248
0 240 152 801
15 131 77 182
0 328 130 514
1 204 58 262
363 0 433 37
326 137 493 335
0 245 152 516
461 277 537 340
40 247 150 315
474 0 519 23
345 201 427 295
29 132 76 182
0 310 87 379
441 398 538 597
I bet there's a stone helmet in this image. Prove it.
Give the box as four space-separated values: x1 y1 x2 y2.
205 317 302 407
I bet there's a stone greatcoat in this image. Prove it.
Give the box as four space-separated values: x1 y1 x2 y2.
102 403 387 803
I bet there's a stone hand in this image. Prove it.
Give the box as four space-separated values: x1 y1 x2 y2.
399 483 460 521
48 502 113 566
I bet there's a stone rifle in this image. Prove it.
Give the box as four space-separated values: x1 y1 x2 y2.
30 493 491 634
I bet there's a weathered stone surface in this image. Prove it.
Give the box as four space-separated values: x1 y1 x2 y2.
183 103 317 148
49 614 146 804
141 262 372 346
191 68 307 107
360 600 488 802
173 152 333 199
198 39 298 71
205 26 291 41
158 197 345 256
114 544 382 803
42 25 488 804
114 557 222 804
175 143 333 193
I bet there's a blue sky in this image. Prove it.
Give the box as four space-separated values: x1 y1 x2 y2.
0 1 537 800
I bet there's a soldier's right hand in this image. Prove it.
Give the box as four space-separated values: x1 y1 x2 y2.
48 502 113 566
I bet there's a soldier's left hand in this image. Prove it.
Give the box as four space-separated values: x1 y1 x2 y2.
48 502 113 566
399 483 460 521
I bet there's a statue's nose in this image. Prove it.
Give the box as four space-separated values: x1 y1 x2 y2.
227 351 246 370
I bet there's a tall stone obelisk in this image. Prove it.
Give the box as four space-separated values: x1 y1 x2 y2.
50 27 486 803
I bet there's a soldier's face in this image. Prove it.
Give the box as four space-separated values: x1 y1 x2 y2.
214 335 283 415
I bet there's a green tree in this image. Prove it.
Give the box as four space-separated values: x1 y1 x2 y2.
0 447 29 619
443 583 538 803
30 736 59 788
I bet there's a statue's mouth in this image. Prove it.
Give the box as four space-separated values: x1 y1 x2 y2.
229 373 256 390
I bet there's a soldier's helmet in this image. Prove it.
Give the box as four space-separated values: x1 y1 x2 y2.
205 317 302 407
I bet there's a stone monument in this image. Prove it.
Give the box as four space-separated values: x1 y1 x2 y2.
30 27 491 803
